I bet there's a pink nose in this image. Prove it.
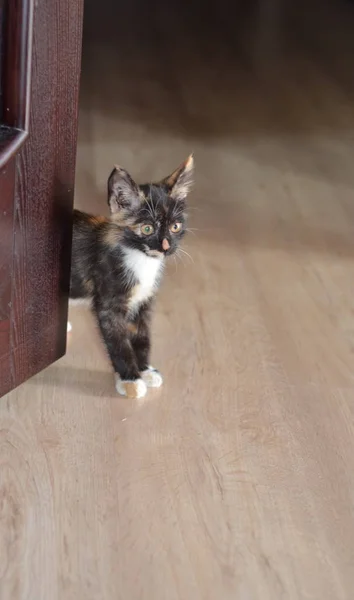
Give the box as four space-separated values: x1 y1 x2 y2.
162 238 170 251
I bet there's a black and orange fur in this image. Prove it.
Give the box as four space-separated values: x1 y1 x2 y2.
69 155 194 398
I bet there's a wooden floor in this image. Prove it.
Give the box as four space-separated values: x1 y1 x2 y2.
2 0 354 597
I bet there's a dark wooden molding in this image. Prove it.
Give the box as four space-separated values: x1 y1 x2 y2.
0 0 33 168
0 0 84 398
0 126 27 168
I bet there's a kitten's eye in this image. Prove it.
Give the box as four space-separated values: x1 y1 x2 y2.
141 224 154 236
170 222 182 233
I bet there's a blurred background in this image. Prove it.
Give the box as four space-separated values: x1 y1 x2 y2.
77 0 354 232
67 1 354 597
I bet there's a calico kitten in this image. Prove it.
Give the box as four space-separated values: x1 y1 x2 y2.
69 155 194 398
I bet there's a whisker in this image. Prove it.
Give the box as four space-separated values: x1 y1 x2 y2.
175 250 187 267
141 206 153 218
141 198 153 219
171 206 185 220
177 247 194 264
144 194 155 221
187 206 204 213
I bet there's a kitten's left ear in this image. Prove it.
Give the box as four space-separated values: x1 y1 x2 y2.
160 154 194 201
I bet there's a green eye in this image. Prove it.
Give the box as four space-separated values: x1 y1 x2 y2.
141 224 154 236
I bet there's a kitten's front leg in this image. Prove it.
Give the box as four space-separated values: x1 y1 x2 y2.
94 299 147 399
130 303 163 389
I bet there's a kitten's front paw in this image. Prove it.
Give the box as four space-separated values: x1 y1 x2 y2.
141 366 163 388
115 375 147 399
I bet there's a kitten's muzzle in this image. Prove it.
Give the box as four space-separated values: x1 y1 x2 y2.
146 248 164 258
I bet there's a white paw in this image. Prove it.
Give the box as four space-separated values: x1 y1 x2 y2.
115 375 147 399
141 366 163 388
67 321 72 333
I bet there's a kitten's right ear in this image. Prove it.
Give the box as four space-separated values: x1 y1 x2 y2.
107 166 141 214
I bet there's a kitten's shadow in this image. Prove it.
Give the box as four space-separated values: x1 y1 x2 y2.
30 365 117 399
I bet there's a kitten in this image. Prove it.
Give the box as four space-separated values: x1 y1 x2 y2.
69 155 194 398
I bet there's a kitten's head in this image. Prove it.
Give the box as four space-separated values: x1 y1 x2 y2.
107 155 194 257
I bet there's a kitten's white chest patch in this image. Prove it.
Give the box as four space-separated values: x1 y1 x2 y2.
123 248 163 314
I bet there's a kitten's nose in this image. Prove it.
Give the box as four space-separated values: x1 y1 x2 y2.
162 238 170 251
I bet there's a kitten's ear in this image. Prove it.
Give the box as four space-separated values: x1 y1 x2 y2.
107 166 141 213
160 154 194 201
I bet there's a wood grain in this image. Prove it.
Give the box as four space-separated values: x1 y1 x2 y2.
2 0 354 598
0 0 84 397
0 161 14 394
0 0 33 167
0 162 14 324
2 0 32 130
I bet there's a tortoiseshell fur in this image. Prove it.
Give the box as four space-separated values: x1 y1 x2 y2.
69 156 194 398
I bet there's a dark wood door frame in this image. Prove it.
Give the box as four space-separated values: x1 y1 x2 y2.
0 0 84 397
0 0 33 167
